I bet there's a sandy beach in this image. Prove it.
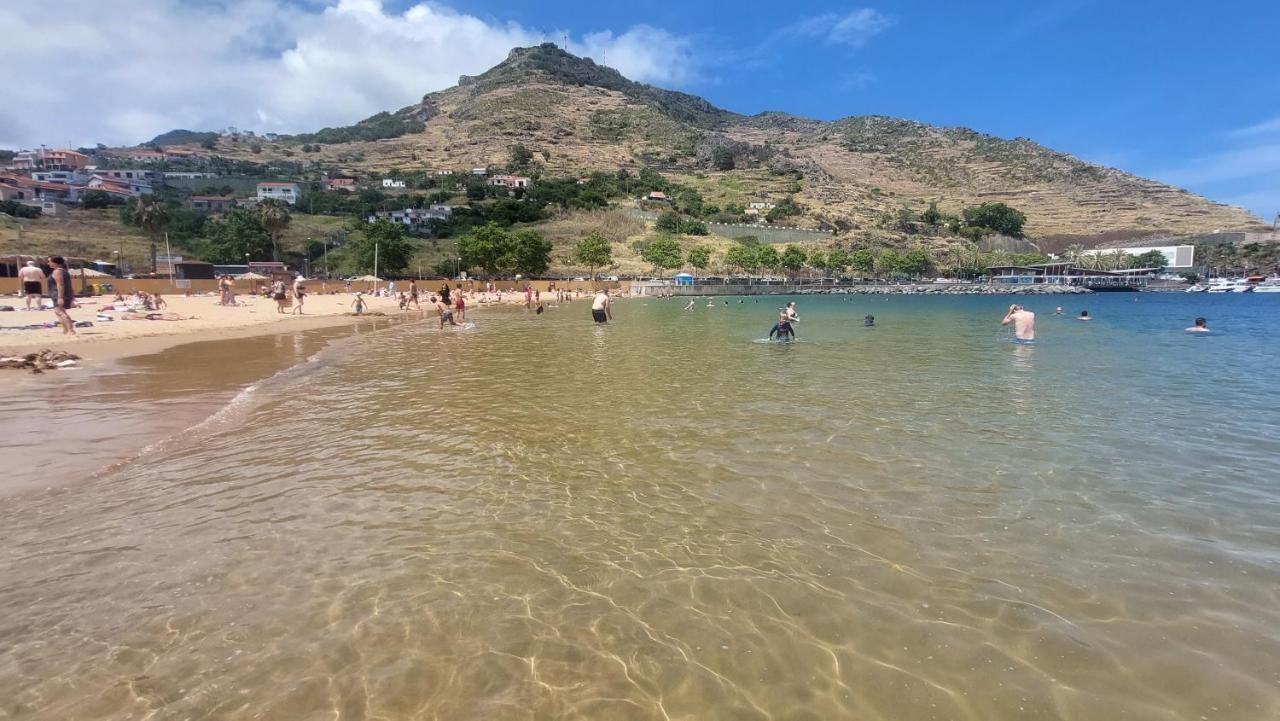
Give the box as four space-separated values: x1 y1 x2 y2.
0 287 575 363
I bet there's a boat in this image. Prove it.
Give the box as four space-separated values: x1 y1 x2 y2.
1206 278 1254 293
1185 283 1208 293
1253 278 1280 294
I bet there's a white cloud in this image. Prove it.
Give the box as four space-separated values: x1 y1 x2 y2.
576 26 699 86
790 8 894 48
0 0 698 148
1155 143 1280 187
1228 115 1280 139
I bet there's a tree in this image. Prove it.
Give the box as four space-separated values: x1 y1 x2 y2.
724 243 759 274
509 143 533 168
350 219 415 274
132 197 169 242
257 200 291 261
756 245 781 273
573 231 613 279
826 248 851 276
654 211 683 234
921 202 942 227
641 234 683 277
900 248 931 278
204 208 273 263
457 222 512 276
80 189 116 209
687 246 711 275
962 202 1026 237
780 245 807 277
807 250 828 275
506 230 553 276
712 147 735 171
876 249 901 277
850 249 875 278
1131 249 1168 270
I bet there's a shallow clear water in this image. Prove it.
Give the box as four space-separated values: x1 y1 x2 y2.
2 294 1279 720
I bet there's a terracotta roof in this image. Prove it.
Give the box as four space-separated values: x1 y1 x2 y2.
258 182 299 187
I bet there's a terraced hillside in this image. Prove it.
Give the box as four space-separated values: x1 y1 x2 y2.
201 44 1263 241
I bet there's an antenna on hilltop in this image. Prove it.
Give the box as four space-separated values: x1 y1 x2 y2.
563 32 569 51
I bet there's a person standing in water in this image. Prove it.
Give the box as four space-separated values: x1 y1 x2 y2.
1186 317 1210 333
1078 310 1092 321
432 294 457 329
591 288 612 323
47 256 76 335
1001 303 1036 342
864 314 875 327
769 302 798 340
408 279 420 309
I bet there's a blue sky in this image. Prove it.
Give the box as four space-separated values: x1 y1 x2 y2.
3 0 1277 219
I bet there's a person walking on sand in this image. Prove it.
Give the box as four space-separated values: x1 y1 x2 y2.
18 260 44 311
432 294 457 329
591 288 612 323
1186 317 1210 333
47 256 75 335
1001 303 1036 342
292 276 306 315
272 279 288 313
351 292 368 315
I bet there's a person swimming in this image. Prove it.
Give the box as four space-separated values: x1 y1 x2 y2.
1186 317 1209 333
1078 310 1092 321
863 314 875 327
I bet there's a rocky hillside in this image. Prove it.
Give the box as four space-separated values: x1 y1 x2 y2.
204 44 1262 241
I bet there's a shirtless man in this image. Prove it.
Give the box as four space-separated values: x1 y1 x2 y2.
18 260 44 310
408 279 420 309
1186 317 1210 333
1001 303 1035 342
591 288 612 323
47 256 76 334
432 294 457 329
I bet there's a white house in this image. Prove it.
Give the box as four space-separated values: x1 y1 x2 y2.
256 181 301 205
368 205 452 229
381 178 406 189
32 169 90 185
748 202 775 210
487 174 531 189
95 168 163 183
88 175 152 197
470 167 488 176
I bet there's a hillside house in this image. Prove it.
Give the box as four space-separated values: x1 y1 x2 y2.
32 169 90 185
187 195 236 212
95 168 163 183
9 148 90 171
645 191 669 203
487 175 530 189
164 171 218 179
381 178 406 189
368 206 452 229
748 202 775 210
470 168 488 176
256 181 301 205
88 175 152 197
325 177 358 192
0 174 84 202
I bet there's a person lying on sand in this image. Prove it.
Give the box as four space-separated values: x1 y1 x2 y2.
121 312 195 321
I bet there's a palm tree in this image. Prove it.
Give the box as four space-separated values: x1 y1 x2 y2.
1065 244 1086 266
257 200 292 261
1108 249 1130 271
131 198 169 272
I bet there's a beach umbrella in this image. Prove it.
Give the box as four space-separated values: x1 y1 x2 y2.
77 267 112 277
236 272 269 280
354 275 382 282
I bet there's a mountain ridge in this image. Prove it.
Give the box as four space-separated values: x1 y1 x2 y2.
175 43 1263 240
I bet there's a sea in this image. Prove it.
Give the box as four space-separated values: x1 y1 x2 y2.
2 292 1278 721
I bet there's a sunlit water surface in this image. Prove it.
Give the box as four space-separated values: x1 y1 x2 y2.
2 294 1279 720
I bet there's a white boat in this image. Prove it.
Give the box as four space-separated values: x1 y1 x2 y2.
1185 283 1208 293
1253 281 1280 294
1206 278 1253 293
